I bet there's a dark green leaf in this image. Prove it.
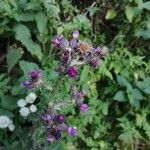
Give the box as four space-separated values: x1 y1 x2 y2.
113 91 127 102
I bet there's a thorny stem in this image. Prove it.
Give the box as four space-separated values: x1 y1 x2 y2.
41 80 53 91
70 59 86 66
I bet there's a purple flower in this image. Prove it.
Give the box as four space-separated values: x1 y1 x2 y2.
89 58 100 69
56 65 66 74
51 35 69 49
70 39 78 48
72 31 79 39
80 103 88 113
67 66 78 78
57 115 65 123
47 135 54 144
68 127 77 136
21 81 33 89
30 69 41 80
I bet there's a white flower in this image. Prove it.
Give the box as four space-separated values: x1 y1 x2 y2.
26 92 37 103
30 105 37 113
0 116 11 128
19 107 30 117
17 99 27 107
8 124 15 131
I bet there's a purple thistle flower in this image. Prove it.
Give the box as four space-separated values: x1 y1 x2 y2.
89 58 100 69
21 81 33 89
30 69 42 80
80 103 88 113
72 31 79 39
47 135 54 144
68 127 77 136
70 39 78 49
67 66 78 78
56 115 65 123
51 35 69 49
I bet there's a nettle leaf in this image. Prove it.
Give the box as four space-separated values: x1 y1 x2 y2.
19 60 39 74
125 6 141 22
113 90 127 102
105 9 117 20
14 24 42 60
117 75 130 87
35 11 47 34
7 47 23 71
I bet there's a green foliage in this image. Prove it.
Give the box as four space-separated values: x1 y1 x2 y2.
0 0 150 149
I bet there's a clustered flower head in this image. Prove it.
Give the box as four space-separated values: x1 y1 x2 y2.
21 69 42 89
0 116 15 131
71 85 88 113
42 111 77 144
51 30 108 78
17 92 37 117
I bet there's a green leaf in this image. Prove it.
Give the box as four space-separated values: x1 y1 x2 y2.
125 6 140 22
0 108 14 118
144 88 150 94
105 9 117 20
35 12 47 34
135 28 150 39
1 96 18 111
19 60 39 74
7 47 23 71
113 91 127 102
132 88 143 100
141 2 150 10
117 75 130 87
14 24 42 60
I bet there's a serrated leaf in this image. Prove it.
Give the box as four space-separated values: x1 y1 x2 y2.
14 24 42 59
7 47 23 71
117 75 130 87
105 9 117 20
19 60 39 74
135 28 150 39
113 91 127 102
35 12 47 34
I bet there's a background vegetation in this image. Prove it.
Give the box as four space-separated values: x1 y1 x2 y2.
0 0 150 149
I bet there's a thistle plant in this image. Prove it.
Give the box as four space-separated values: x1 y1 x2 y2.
21 31 108 144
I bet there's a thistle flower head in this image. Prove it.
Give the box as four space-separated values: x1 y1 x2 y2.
67 127 77 136
80 103 88 113
72 30 79 39
52 31 108 78
67 66 78 78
